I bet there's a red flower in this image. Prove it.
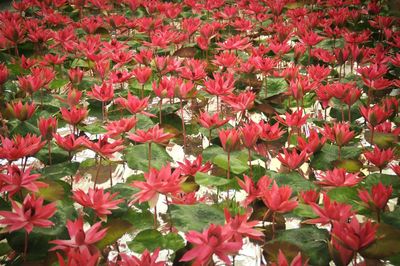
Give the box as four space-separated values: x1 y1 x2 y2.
260 181 298 213
358 182 393 210
0 164 47 198
316 168 362 187
305 193 353 225
198 112 229 130
222 91 256 113
240 121 262 148
0 134 46 162
132 66 152 84
0 63 9 85
50 217 107 256
57 248 99 266
83 135 124 158
105 117 137 138
219 128 240 153
53 133 86 152
6 101 36 121
322 122 355 147
68 68 84 85
332 217 377 255
203 72 235 96
237 174 262 207
307 64 331 83
179 59 207 81
259 121 286 142
60 106 88 125
115 93 154 117
130 164 183 208
276 109 309 128
360 104 392 127
128 124 174 144
0 194 56 234
271 250 308 266
217 35 251 51
277 148 309 171
297 129 325 153
224 209 263 242
299 189 320 205
87 82 114 102
38 117 58 140
364 146 394 170
118 248 165 266
177 155 212 177
73 188 124 220
180 224 242 266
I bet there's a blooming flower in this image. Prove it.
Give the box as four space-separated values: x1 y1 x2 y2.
0 134 46 162
105 117 137 138
118 248 165 266
83 135 124 158
260 181 298 213
38 117 58 140
6 101 36 121
277 148 309 171
316 168 363 187
358 182 393 210
50 217 107 256
53 133 86 152
219 128 241 153
0 164 47 198
73 188 124 220
364 146 394 171
60 106 88 125
224 209 263 242
305 193 353 225
180 224 242 266
177 155 212 177
87 82 114 102
128 124 174 144
0 194 56 234
131 164 183 208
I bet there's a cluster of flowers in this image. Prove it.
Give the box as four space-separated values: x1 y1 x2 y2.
0 0 399 265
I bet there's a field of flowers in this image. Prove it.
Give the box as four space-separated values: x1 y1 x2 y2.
0 0 399 265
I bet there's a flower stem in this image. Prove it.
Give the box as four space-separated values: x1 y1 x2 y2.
153 205 157 229
93 157 102 189
180 99 187 150
24 231 28 261
48 141 52 165
148 142 152 170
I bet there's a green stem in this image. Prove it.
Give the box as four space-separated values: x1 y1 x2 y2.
148 142 152 170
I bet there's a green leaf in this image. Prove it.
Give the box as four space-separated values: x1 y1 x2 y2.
213 154 249 174
97 219 134 250
128 230 185 254
39 162 79 180
327 186 364 212
0 242 11 256
332 159 363 173
124 143 172 172
310 145 362 170
292 203 318 218
78 122 107 134
195 172 231 187
129 229 162 253
365 131 398 149
382 207 400 230
35 144 71 164
266 170 315 194
37 180 71 202
267 227 331 266
361 223 400 259
170 204 225 232
49 79 69 90
122 209 153 231
202 145 225 161
162 233 185 252
259 77 288 99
